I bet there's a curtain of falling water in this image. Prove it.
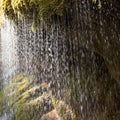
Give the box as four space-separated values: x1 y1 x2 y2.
16 17 69 97
64 0 120 119
0 30 2 80
0 17 19 120
1 17 19 84
0 0 120 120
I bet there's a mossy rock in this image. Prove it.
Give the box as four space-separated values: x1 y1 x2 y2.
41 98 76 120
3 72 77 120
4 73 54 120
0 0 66 28
52 97 76 120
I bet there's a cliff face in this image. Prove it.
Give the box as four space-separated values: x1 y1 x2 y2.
1 0 119 83
90 0 120 83
0 1 120 119
62 0 120 83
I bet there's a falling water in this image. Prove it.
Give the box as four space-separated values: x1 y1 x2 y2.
0 17 19 120
1 17 19 84
0 0 120 120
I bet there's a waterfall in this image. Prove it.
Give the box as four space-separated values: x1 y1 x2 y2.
0 0 120 120
15 18 69 89
1 17 19 84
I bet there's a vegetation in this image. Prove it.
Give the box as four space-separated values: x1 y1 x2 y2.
0 0 66 28
52 97 76 120
1 73 76 120
0 0 118 26
0 0 120 119
1 69 119 120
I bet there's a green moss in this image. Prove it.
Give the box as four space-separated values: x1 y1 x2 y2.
0 0 66 28
52 97 76 120
4 72 76 120
12 73 26 82
3 73 54 120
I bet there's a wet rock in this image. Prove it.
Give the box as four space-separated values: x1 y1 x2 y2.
3 73 54 120
41 109 60 120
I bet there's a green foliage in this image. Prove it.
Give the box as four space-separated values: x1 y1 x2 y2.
4 73 53 120
0 0 66 28
3 72 76 120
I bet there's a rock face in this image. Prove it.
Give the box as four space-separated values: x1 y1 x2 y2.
63 0 120 83
1 71 120 120
0 0 120 83
0 0 120 120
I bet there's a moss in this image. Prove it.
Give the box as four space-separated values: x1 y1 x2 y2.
13 99 41 120
4 72 76 120
12 73 26 83
52 97 76 120
3 73 54 120
0 0 66 28
13 89 53 120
